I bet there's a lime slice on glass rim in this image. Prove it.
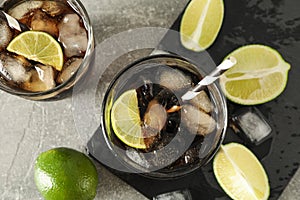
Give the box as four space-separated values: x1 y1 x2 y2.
219 44 291 105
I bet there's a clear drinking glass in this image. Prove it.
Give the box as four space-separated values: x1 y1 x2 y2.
100 54 227 179
0 0 94 100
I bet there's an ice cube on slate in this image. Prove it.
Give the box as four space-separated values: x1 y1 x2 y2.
234 107 272 144
153 190 192 200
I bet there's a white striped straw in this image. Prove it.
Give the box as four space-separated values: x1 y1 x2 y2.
181 56 237 101
0 60 12 81
0 11 29 32
0 11 29 81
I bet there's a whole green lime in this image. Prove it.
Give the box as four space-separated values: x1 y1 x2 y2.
34 147 98 200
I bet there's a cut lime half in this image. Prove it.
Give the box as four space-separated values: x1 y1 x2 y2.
219 44 290 105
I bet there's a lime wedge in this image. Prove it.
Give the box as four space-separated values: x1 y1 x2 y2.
219 44 291 105
213 143 270 200
111 89 146 149
180 0 224 51
7 31 64 71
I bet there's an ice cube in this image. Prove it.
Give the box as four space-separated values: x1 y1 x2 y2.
0 54 31 83
8 1 43 20
58 14 88 57
153 190 192 200
42 1 67 17
148 145 180 168
22 65 56 92
126 148 150 168
181 105 216 136
144 99 167 136
159 68 192 91
31 10 58 37
189 90 213 113
237 109 272 143
0 19 13 51
56 58 82 84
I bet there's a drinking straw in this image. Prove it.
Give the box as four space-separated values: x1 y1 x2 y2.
0 11 29 80
0 10 29 31
181 56 237 101
0 60 12 81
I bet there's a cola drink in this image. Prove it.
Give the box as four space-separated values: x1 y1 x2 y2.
0 0 93 99
105 57 220 174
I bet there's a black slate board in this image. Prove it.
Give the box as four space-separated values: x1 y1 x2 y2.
88 0 300 199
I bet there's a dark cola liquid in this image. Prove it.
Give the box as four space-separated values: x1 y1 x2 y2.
136 83 181 150
109 64 211 170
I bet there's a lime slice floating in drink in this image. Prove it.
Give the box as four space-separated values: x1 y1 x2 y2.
7 30 64 71
213 143 270 200
219 44 291 105
180 0 224 51
111 89 147 149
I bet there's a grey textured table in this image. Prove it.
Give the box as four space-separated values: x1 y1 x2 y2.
0 0 299 199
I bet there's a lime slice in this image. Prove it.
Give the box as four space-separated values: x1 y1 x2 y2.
219 44 291 105
111 89 146 149
213 143 270 200
7 31 64 71
180 0 224 51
